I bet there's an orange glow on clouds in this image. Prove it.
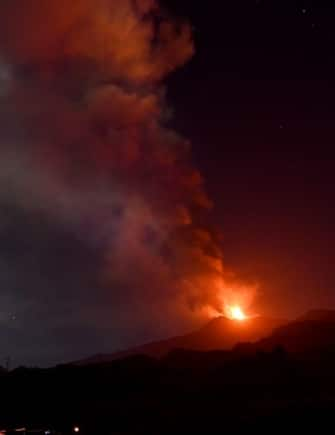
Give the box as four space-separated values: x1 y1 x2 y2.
203 280 258 321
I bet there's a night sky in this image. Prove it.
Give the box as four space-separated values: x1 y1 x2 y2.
1 0 335 366
167 0 335 318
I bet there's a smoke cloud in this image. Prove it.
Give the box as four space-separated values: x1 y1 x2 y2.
0 0 251 365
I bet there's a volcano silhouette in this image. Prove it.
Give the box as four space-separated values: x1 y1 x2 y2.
77 315 283 365
246 309 335 353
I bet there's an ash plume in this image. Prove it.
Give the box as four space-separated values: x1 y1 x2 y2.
0 0 251 364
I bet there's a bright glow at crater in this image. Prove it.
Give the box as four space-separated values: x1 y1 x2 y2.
227 305 247 321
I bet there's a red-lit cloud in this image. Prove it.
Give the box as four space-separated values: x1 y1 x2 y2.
0 0 255 363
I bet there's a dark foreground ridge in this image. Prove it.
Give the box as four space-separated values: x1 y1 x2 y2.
75 315 284 365
2 310 335 434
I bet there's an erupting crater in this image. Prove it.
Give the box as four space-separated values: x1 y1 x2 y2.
226 305 248 321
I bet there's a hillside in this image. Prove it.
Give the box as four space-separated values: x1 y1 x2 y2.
76 315 283 365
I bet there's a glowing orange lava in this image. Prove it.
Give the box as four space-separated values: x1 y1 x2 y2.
226 305 247 321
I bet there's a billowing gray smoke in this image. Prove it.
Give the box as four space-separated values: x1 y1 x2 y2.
0 0 244 366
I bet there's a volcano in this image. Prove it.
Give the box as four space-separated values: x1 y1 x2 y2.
246 309 335 354
76 315 284 365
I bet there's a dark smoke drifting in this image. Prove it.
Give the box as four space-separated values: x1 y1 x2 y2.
0 0 251 365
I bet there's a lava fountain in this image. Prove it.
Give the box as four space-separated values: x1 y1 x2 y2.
226 305 247 321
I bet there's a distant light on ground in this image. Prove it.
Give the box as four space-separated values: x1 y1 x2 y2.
73 427 80 433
